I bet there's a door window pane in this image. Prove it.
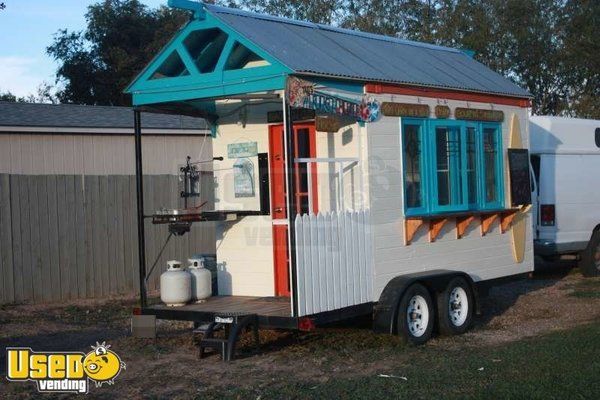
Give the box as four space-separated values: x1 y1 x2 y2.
483 127 498 203
403 124 422 208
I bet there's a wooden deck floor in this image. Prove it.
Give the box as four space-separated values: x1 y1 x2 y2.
148 296 291 317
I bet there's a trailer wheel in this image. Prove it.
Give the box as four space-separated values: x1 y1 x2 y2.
397 283 434 345
580 230 600 277
437 277 473 335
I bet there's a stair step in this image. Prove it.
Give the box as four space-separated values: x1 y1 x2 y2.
200 338 227 345
192 323 210 333
197 314 260 362
193 322 219 334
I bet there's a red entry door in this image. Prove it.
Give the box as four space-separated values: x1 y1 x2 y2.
269 123 318 296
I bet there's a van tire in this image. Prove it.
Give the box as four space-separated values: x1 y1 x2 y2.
437 277 473 335
580 231 600 277
396 283 434 345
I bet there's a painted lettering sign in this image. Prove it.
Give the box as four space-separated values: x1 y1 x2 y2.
435 105 451 119
286 77 380 123
316 115 347 132
380 102 430 117
227 142 258 159
455 108 504 122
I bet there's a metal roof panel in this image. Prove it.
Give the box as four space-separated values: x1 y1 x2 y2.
207 5 531 98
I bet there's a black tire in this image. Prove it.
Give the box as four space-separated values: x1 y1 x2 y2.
396 283 434 345
437 277 473 336
580 230 600 277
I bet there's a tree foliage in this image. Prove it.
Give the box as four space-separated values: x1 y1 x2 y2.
0 83 58 104
47 0 188 106
48 0 599 117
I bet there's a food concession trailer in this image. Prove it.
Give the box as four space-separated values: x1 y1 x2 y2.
128 1 534 359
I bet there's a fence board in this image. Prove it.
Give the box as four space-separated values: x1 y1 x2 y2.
98 176 110 296
66 175 79 299
0 175 13 303
309 212 320 311
107 176 117 294
74 176 87 298
351 212 360 304
29 176 42 302
9 175 22 302
36 176 52 302
143 175 155 291
122 176 133 293
0 176 5 303
295 210 374 316
56 175 70 299
129 176 140 295
294 215 305 315
84 176 96 297
90 176 104 298
115 176 126 293
19 176 33 301
331 212 341 310
46 175 62 302
324 213 334 310
337 211 348 308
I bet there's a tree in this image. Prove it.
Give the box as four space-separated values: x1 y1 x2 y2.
560 0 600 119
0 91 18 102
228 0 346 25
0 83 58 104
47 0 189 106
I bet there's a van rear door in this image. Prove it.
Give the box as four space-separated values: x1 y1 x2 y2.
530 154 541 239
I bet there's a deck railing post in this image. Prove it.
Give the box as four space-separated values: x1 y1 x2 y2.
307 161 313 214
134 109 148 308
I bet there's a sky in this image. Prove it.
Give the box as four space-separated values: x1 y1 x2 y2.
0 0 168 97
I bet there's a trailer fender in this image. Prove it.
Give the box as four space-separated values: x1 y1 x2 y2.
372 270 479 334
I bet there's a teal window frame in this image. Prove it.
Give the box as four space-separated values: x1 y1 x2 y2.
480 122 504 210
401 118 504 216
429 119 467 213
465 121 480 210
401 119 428 216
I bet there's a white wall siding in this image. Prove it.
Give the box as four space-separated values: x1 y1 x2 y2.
367 97 534 300
294 210 373 316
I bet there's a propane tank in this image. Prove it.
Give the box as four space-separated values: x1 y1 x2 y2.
188 258 212 302
160 260 191 307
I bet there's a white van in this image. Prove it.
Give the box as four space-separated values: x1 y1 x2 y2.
529 116 600 276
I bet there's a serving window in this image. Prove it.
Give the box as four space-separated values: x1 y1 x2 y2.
402 118 504 216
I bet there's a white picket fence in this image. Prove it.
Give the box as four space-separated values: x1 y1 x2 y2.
294 210 373 316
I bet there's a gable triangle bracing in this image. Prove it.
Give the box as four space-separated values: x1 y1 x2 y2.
125 6 291 106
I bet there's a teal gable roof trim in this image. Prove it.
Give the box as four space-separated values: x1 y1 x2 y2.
125 9 292 106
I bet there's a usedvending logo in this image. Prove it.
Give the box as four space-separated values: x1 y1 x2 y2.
6 341 125 394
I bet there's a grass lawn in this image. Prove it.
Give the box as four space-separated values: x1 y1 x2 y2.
206 321 600 400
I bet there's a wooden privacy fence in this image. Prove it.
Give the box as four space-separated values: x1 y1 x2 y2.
0 173 215 304
294 210 373 316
